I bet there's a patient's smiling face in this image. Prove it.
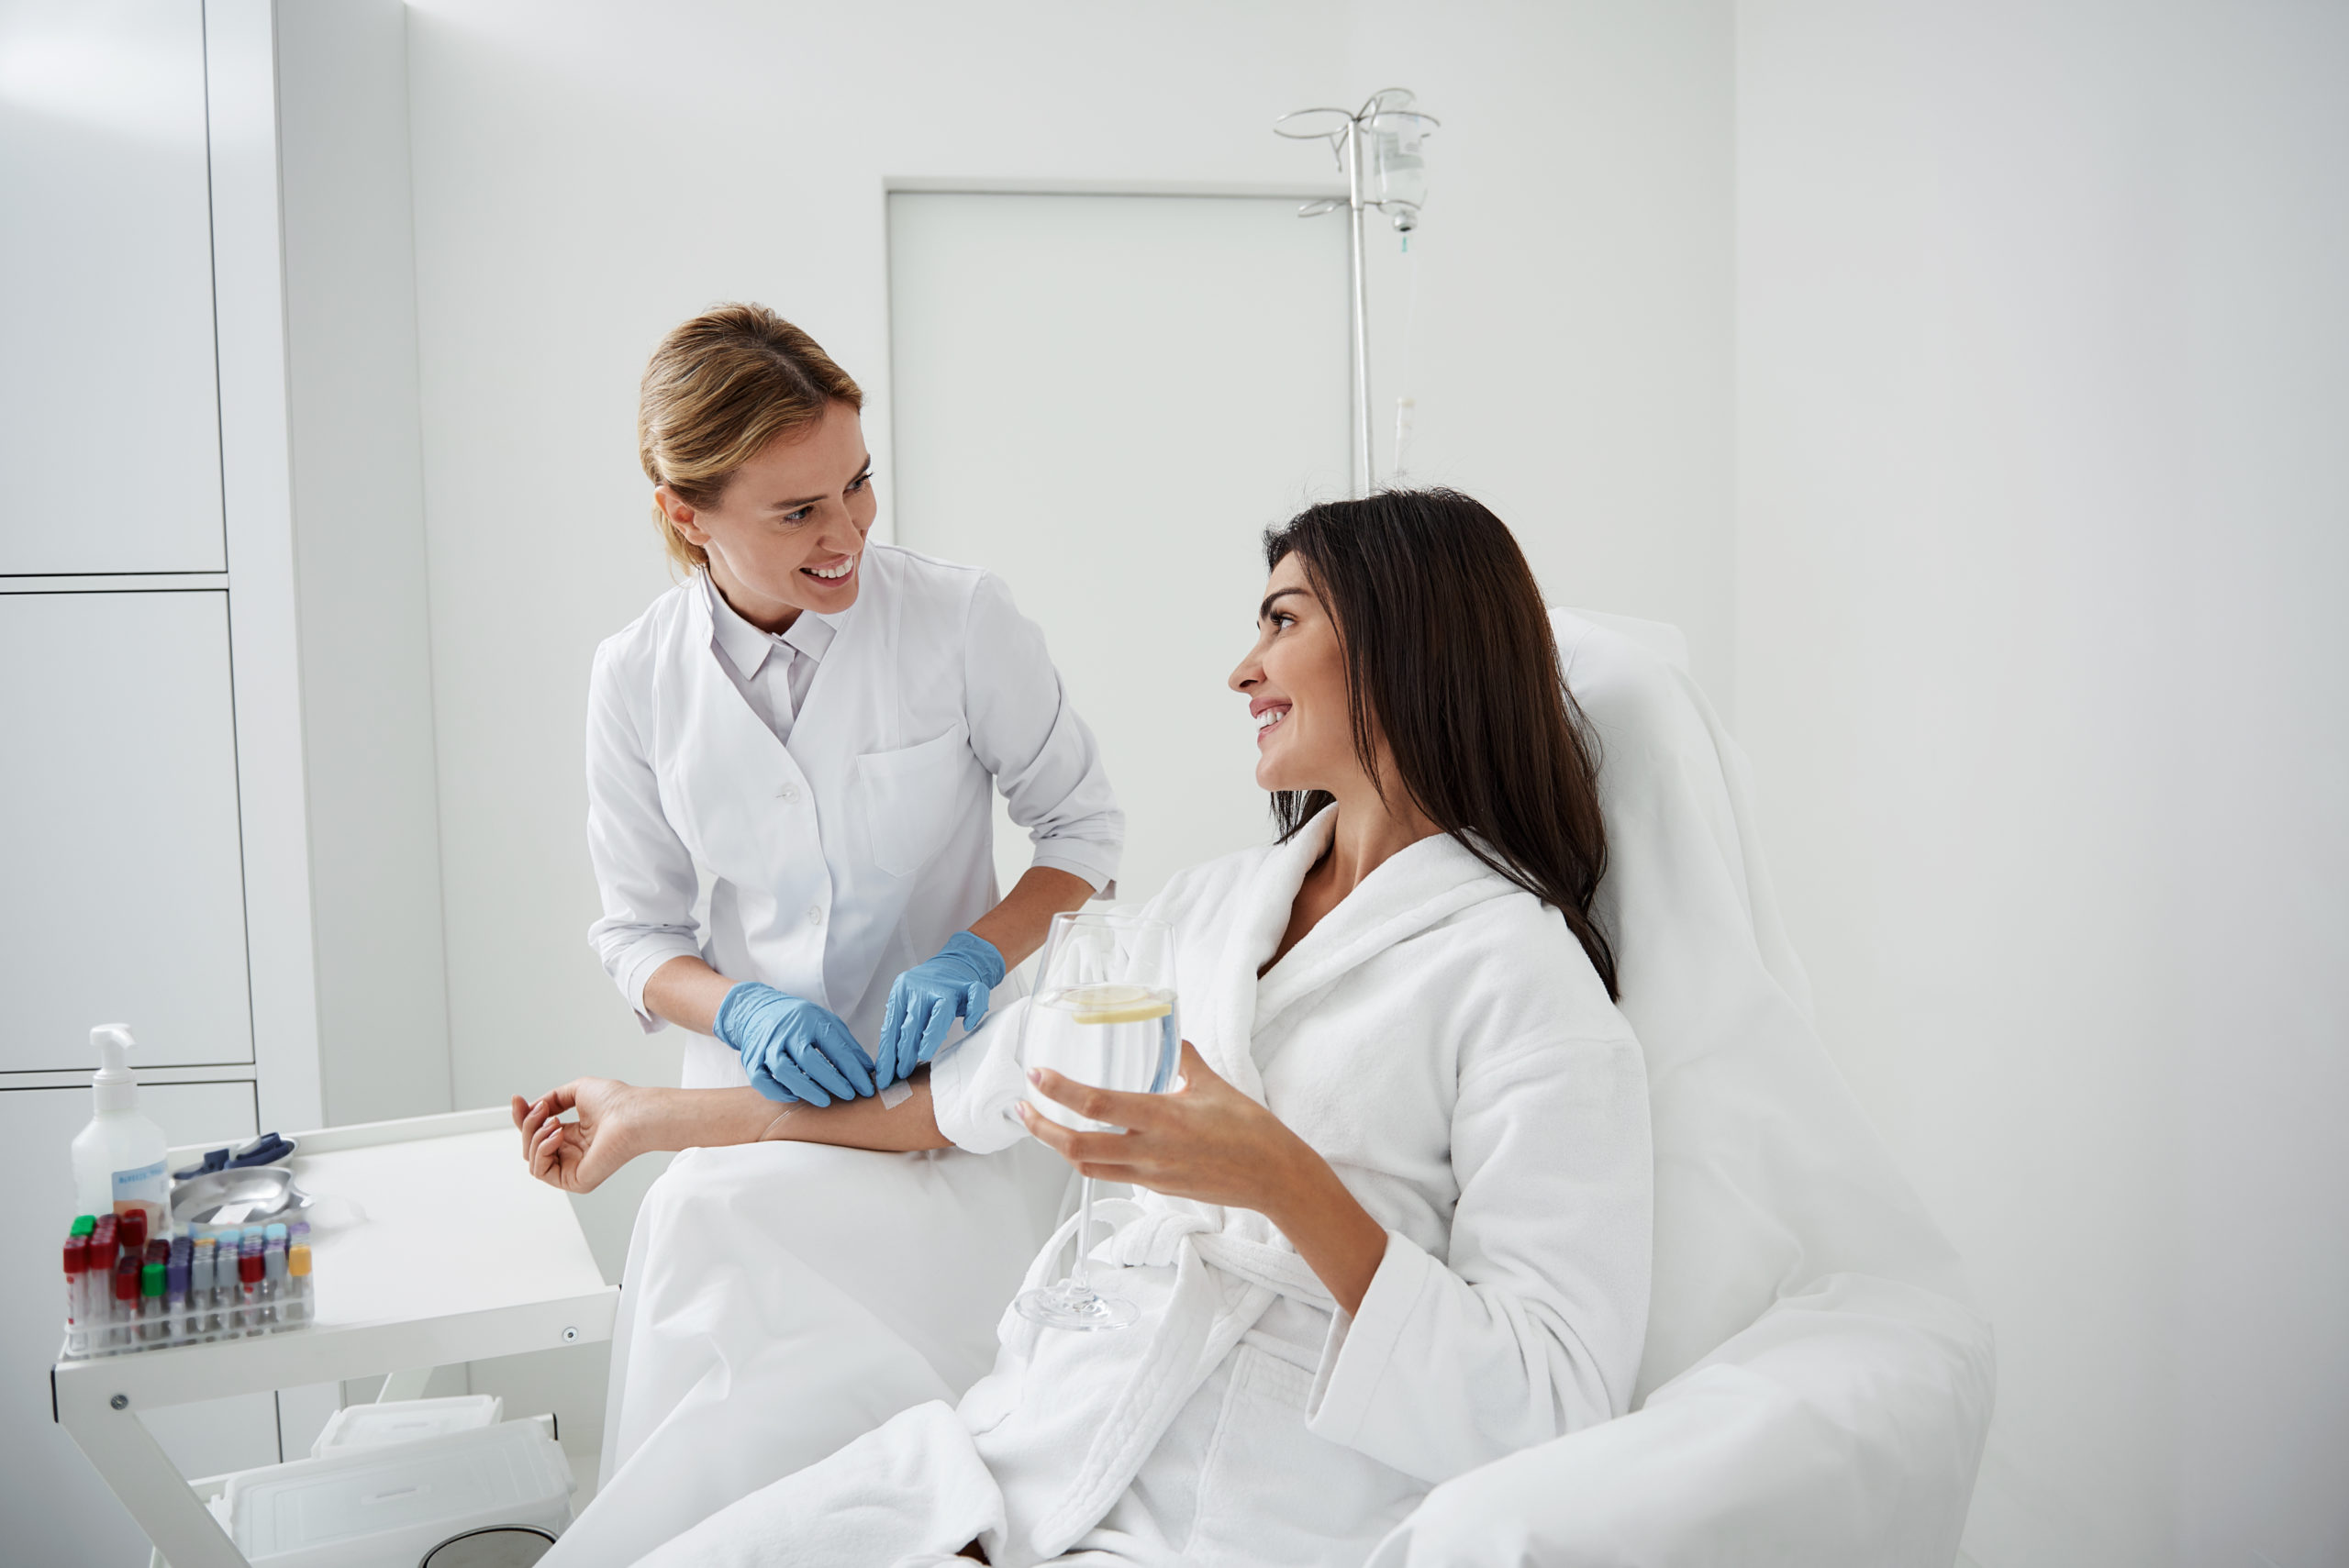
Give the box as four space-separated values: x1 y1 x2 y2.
1230 552 1359 795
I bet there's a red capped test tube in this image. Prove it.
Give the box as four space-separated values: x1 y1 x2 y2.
237 1240 264 1336
63 1235 88 1338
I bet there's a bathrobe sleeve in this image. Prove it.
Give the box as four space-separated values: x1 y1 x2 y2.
929 860 1220 1151
927 995 1033 1154
1305 1027 1653 1485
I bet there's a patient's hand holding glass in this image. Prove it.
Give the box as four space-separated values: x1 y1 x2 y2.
1016 910 1179 1332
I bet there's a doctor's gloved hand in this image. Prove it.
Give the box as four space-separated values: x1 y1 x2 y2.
714 983 877 1106
876 931 1007 1088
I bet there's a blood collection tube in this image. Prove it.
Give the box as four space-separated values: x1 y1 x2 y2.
146 1239 170 1335
70 1214 95 1320
206 1240 227 1337
287 1242 312 1325
63 1235 88 1348
259 1240 284 1330
188 1242 209 1339
167 1252 192 1344
88 1218 118 1344
221 1245 240 1334
139 1262 165 1342
118 1207 148 1255
111 1255 139 1352
238 1240 264 1336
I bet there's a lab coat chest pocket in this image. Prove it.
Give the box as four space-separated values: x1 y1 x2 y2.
855 722 972 877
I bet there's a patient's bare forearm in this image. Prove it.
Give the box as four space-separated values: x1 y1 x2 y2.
517 1071 953 1194
650 1077 951 1153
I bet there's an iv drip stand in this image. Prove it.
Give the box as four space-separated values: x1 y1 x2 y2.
1275 91 1437 500
1343 115 1373 498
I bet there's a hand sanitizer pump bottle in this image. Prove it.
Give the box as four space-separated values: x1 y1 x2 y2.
72 1025 171 1236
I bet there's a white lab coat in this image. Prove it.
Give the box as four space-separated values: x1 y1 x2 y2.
586 544 1123 1086
636 809 1654 1567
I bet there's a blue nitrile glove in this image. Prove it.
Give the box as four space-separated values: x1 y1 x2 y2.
875 931 1007 1088
714 983 877 1106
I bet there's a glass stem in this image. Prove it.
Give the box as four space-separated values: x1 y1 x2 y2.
1072 1176 1097 1295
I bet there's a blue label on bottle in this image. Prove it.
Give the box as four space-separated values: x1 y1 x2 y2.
112 1159 167 1207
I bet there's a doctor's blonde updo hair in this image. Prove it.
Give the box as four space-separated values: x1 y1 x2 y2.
638 303 864 572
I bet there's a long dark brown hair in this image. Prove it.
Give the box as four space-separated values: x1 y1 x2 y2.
1263 489 1617 998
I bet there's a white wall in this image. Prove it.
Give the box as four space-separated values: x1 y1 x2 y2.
889 191 1352 903
277 0 453 1128
1736 4 2349 1564
398 0 1733 1253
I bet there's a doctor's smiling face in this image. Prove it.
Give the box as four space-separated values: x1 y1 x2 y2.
1230 552 1362 795
655 397 875 632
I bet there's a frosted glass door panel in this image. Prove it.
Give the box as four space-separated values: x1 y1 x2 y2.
889 193 1349 902
0 1082 276 1567
0 591 252 1069
0 0 225 574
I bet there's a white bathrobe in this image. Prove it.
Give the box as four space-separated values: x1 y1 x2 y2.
639 810 1653 1567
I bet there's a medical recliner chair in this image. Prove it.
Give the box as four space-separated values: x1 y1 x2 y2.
1361 612 1996 1567
583 610 1995 1568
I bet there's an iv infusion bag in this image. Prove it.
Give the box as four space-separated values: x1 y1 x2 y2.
1367 105 1431 230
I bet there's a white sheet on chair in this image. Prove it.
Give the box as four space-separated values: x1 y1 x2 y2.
541 1139 1068 1568
1360 612 1996 1567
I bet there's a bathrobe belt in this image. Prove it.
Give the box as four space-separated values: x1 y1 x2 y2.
1011 1196 1338 1554
1086 1198 1338 1308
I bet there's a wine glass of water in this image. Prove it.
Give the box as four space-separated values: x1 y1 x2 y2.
1014 909 1180 1331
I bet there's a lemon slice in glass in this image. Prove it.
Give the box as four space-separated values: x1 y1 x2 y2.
1066 984 1173 1026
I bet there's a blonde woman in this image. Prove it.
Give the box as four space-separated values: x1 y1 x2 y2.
579 303 1120 1096
541 305 1120 1532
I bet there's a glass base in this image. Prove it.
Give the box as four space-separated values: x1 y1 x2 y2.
1014 1278 1138 1331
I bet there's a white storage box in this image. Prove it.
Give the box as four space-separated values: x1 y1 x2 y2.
223 1419 572 1568
311 1395 504 1457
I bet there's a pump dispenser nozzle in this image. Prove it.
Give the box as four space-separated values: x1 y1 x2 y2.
91 1024 139 1113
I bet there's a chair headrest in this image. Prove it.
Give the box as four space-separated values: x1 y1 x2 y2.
1554 607 1970 1397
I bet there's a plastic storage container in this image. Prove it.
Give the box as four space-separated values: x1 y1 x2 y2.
222 1419 572 1568
311 1395 505 1457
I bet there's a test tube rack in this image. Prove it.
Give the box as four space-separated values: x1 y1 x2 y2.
60 1218 317 1362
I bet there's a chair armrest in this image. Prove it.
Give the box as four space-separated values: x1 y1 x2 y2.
1367 1273 1995 1568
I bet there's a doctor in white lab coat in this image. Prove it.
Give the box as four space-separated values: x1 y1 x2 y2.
582 303 1122 1094
547 306 1119 1545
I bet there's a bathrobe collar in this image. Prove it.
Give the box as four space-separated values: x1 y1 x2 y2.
1204 806 1519 1101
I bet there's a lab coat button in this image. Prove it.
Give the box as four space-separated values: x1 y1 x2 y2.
777 783 801 803
807 905 825 927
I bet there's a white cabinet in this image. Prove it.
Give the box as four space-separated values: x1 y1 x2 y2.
0 5 447 1561
0 0 226 576
0 1082 279 1568
0 590 253 1071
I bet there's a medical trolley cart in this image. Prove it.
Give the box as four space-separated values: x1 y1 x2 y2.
51 1107 618 1568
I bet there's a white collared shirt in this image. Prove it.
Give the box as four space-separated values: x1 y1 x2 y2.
703 571 828 744
585 545 1123 1087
